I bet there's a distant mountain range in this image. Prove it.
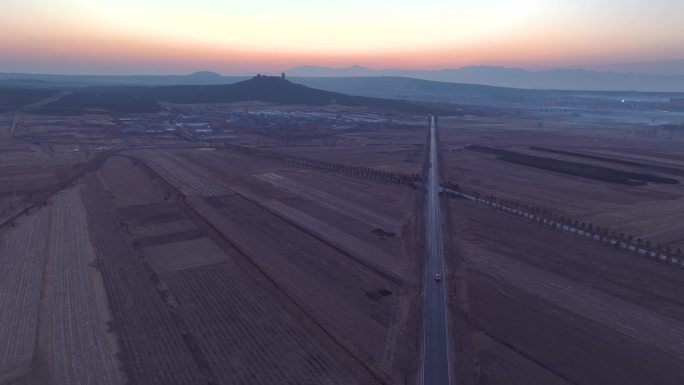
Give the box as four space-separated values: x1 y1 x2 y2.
585 59 684 76
3 68 684 111
0 71 249 87
3 62 684 92
287 65 684 92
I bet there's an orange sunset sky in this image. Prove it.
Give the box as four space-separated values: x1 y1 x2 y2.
2 0 683 75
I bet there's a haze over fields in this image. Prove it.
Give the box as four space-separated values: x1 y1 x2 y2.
3 64 684 92
286 64 684 92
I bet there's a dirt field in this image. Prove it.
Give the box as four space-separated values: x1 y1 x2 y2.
267 121 427 174
81 172 208 385
444 198 684 385
0 187 125 385
39 188 124 385
0 207 50 383
0 102 437 385
77 151 426 384
4 95 682 385
0 142 87 221
439 115 684 250
123 147 424 383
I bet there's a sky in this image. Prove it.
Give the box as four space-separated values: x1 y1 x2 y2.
1 0 683 75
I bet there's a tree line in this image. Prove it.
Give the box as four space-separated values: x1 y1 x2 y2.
222 143 422 186
442 181 683 258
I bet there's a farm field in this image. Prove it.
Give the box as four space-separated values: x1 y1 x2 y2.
2 88 682 385
126 147 423 382
12 113 177 143
266 120 427 174
193 193 401 368
87 153 402 384
163 258 360 385
0 187 125 385
39 188 124 385
80 172 209 385
0 112 426 384
0 116 11 139
131 148 416 258
132 146 419 270
0 206 50 383
444 198 684 385
0 142 88 221
439 115 684 250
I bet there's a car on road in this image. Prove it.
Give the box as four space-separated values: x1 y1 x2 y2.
434 273 441 281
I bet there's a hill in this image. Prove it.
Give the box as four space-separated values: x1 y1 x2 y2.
36 76 452 114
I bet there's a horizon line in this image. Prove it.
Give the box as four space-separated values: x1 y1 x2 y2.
3 61 684 78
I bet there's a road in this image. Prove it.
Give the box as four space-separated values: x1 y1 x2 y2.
10 114 18 138
422 115 451 384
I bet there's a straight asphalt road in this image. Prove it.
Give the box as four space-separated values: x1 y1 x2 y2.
422 115 451 385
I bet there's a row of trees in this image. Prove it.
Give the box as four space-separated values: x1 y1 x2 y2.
222 143 422 186
442 181 683 258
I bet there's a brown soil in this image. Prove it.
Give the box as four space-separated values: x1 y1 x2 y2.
445 198 684 385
